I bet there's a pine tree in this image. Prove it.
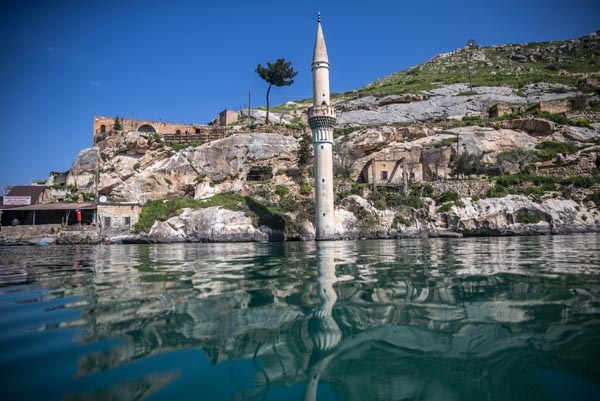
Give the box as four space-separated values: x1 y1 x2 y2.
256 58 298 124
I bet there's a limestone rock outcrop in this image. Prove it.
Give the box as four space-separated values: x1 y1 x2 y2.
147 207 269 243
72 131 300 204
335 83 578 127
182 132 298 184
67 148 100 188
441 195 600 236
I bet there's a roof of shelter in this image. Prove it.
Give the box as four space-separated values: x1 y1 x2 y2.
0 202 96 211
5 186 47 201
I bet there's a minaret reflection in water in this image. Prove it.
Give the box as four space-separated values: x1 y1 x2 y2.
304 242 341 401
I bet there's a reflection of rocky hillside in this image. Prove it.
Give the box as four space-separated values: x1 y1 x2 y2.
12 240 597 400
52 32 600 242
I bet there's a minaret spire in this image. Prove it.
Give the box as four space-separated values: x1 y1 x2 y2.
308 13 337 240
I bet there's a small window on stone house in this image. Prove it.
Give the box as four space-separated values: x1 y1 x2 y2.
100 125 106 133
381 171 388 180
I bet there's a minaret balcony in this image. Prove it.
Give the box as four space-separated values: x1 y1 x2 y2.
308 105 337 130
308 105 336 119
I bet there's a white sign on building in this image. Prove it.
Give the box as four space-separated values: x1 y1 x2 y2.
3 196 32 206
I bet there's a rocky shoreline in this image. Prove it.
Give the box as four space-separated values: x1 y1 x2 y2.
2 194 598 246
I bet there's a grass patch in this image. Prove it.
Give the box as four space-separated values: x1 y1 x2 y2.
534 141 579 161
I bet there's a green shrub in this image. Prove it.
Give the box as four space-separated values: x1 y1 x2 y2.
535 141 578 161
404 195 424 209
437 191 460 204
452 151 487 176
423 184 435 198
487 185 508 198
149 133 162 143
585 191 600 207
462 115 482 125
299 183 312 195
533 110 593 128
133 162 141 171
171 142 191 152
275 185 290 197
541 182 557 192
518 212 540 224
373 199 387 210
393 215 412 227
438 202 453 213
279 196 296 212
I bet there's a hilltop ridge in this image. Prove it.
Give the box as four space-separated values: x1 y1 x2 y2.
360 30 600 96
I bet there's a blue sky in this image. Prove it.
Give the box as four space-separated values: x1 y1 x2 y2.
1 0 599 191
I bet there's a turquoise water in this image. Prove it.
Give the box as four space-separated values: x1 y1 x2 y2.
0 235 599 401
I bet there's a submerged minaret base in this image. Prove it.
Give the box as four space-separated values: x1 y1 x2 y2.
308 13 337 241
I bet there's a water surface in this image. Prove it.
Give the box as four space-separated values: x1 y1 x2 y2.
1 235 599 401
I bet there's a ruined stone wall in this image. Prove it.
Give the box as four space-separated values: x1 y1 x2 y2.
93 116 214 139
429 179 493 198
538 101 571 114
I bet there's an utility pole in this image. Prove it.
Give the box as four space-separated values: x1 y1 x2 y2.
455 131 460 179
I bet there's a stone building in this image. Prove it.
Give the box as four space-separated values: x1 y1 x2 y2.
97 203 142 231
217 109 239 126
535 101 572 114
360 147 452 186
488 103 523 118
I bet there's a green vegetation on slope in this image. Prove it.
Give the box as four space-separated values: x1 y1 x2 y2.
134 193 299 236
353 34 599 98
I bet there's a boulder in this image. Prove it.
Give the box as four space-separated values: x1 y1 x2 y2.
147 207 269 243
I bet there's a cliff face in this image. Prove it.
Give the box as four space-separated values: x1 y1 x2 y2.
64 116 599 243
58 32 600 242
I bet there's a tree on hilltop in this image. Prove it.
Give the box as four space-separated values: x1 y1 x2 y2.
113 116 122 131
465 38 478 91
256 58 298 124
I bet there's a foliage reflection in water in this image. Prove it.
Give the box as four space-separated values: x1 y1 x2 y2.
0 235 599 400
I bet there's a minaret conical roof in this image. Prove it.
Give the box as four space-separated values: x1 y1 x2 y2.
312 13 329 64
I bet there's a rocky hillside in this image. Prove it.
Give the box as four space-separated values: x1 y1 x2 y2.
60 31 600 242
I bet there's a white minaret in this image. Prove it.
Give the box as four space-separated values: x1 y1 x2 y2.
308 13 337 240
